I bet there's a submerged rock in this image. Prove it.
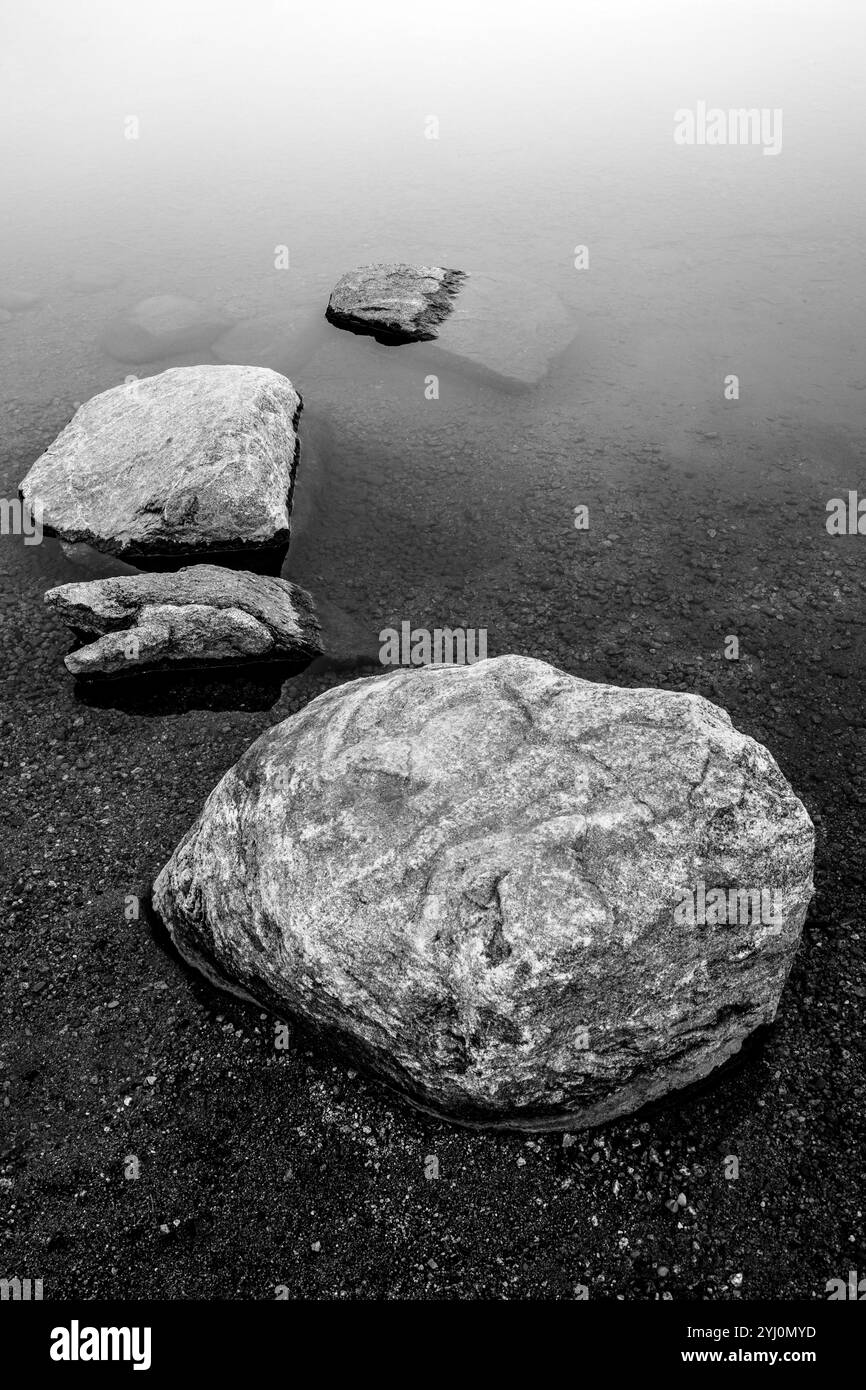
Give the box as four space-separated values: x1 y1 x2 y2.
325 263 575 387
152 655 814 1131
45 564 321 677
19 365 302 562
414 270 576 389
98 294 230 363
212 306 327 375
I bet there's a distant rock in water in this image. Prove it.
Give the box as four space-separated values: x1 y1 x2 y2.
152 655 814 1131
45 565 321 678
325 263 575 388
0 289 41 311
98 294 231 363
19 365 302 562
326 264 466 343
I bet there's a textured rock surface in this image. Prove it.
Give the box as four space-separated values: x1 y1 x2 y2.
152 655 814 1131
45 565 321 678
98 294 230 362
325 264 575 386
19 365 302 561
326 263 466 343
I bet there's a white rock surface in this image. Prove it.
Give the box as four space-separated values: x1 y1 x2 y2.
19 365 302 561
153 655 814 1131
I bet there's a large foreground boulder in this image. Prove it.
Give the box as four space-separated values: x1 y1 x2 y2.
19 365 302 562
325 263 575 388
45 565 321 677
152 656 814 1131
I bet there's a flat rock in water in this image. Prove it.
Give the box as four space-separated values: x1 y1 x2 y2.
152 655 814 1131
98 294 231 362
19 365 302 561
325 263 575 387
45 565 321 678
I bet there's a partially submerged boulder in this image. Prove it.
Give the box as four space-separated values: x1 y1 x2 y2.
45 565 321 677
98 294 230 363
325 263 575 388
152 655 814 1131
19 365 302 562
326 264 466 343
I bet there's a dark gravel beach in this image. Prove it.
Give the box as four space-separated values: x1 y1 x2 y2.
2 371 864 1299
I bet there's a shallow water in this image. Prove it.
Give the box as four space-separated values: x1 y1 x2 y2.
3 5 864 640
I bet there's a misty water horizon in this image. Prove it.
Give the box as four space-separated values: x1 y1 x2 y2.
2 0 864 446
